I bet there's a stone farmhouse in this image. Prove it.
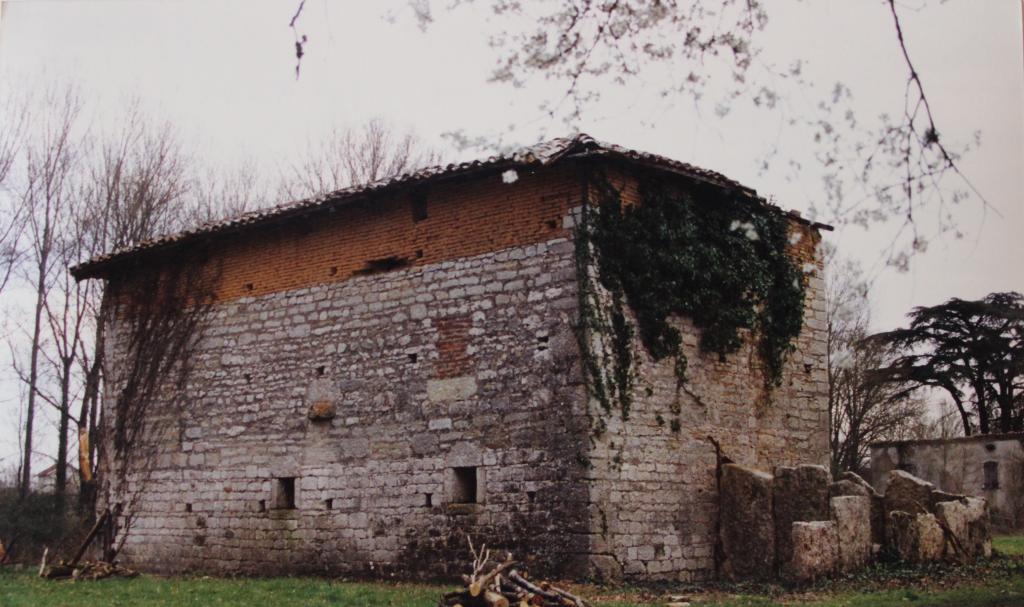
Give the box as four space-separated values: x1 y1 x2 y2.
72 134 830 581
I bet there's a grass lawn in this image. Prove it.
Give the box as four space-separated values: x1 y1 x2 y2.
995 534 1024 557
1 538 1022 607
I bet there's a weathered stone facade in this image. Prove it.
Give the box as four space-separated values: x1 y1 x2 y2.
78 136 830 581
871 433 1024 530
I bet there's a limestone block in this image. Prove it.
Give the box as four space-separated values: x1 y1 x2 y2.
839 471 878 496
961 497 993 558
931 490 964 505
426 376 477 402
829 479 870 498
720 464 774 580
774 464 830 568
831 472 884 546
887 512 945 563
883 470 934 516
935 499 971 559
587 554 623 582
830 496 872 572
966 498 991 557
784 521 838 583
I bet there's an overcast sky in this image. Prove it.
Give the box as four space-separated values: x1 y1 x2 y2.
0 0 1021 470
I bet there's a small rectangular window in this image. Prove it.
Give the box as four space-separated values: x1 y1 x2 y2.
452 466 478 504
274 477 297 509
983 461 999 489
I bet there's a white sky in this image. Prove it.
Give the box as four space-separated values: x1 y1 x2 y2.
0 0 1021 470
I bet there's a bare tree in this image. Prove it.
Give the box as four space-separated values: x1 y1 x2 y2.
0 89 30 293
14 87 83 500
75 107 193 510
83 105 191 254
905 399 963 442
278 119 442 200
410 0 983 268
187 157 270 225
40 182 95 507
826 254 925 475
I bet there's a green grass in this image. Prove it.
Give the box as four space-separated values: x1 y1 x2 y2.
0 573 447 607
995 535 1024 557
687 578 1024 606
3 543 1024 607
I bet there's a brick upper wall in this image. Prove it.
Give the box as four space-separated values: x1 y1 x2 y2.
133 166 582 304
108 160 821 312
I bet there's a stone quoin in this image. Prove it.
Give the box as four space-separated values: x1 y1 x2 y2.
72 134 831 581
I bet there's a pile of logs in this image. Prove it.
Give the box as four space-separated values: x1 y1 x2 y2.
41 559 137 581
38 508 135 581
439 540 590 607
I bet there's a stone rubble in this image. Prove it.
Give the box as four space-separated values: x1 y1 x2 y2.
719 465 993 583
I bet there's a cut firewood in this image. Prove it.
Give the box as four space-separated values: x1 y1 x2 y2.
439 538 590 607
41 559 137 581
483 590 510 607
470 557 516 597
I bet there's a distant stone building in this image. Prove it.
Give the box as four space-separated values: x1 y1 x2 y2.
72 135 830 581
871 433 1024 530
33 464 79 495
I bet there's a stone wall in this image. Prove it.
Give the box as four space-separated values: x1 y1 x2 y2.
106 235 590 577
582 213 829 582
871 434 1024 530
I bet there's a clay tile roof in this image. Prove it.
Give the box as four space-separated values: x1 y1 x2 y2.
71 133 827 279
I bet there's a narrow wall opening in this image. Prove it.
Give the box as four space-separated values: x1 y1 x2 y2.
274 477 297 509
452 467 478 504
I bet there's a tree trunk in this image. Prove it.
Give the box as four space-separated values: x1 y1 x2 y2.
55 355 73 510
78 291 107 512
20 248 49 500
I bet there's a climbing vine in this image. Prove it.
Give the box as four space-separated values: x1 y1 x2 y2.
575 171 807 425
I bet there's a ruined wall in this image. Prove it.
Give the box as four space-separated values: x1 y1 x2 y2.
871 434 1024 530
581 176 829 581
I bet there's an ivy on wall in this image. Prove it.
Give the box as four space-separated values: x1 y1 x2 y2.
575 171 807 426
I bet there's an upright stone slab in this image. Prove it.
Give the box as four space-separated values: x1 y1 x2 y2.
884 470 934 516
935 499 972 560
784 521 838 583
830 479 870 498
887 511 945 563
839 471 876 495
830 496 872 572
720 464 775 580
964 497 993 558
931 490 964 505
833 471 885 547
773 464 830 569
